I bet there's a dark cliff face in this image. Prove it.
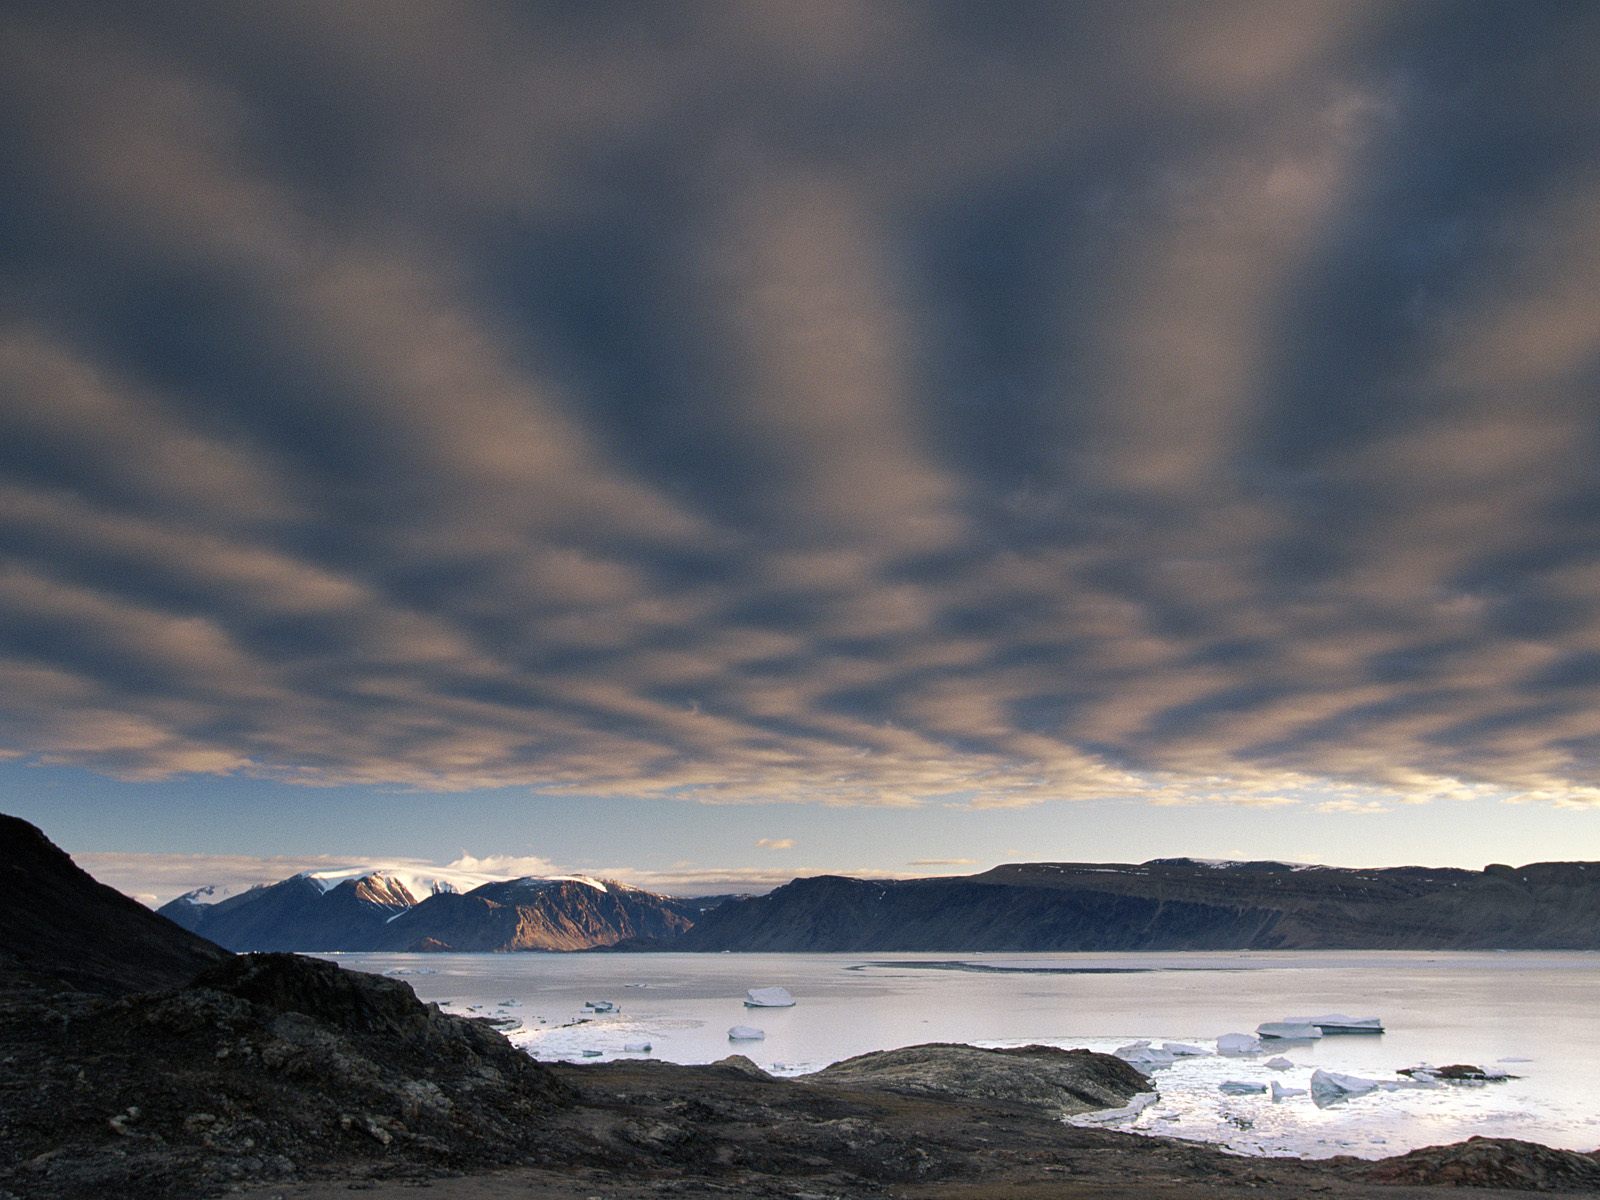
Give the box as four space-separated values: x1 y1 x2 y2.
676 860 1600 952
0 814 226 994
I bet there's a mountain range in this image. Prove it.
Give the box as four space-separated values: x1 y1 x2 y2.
158 869 709 952
156 855 1600 953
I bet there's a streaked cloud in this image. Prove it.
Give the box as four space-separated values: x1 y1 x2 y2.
2 2 1599 813
755 838 796 850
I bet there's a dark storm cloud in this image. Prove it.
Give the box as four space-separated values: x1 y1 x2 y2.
2 1 1599 807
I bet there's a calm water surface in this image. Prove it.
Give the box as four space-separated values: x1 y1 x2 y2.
322 950 1600 1159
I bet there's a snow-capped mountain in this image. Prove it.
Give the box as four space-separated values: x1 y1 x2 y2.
158 868 701 952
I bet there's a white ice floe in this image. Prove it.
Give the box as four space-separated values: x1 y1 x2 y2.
1069 1091 1159 1125
1271 1081 1308 1101
728 1025 766 1040
1216 1033 1263 1055
1114 1040 1178 1071
744 986 795 1008
623 1042 652 1053
1265 1056 1294 1070
1219 1080 1268 1095
1161 1041 1210 1057
1285 1013 1384 1034
1310 1068 1383 1104
1257 1021 1323 1040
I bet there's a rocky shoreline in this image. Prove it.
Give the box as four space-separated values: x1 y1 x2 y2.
5 814 1600 1199
6 957 1600 1199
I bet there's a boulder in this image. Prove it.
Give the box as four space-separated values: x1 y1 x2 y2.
810 1043 1148 1117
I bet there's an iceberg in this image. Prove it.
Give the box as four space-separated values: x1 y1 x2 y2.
623 1041 652 1053
1285 1013 1383 1034
583 1000 617 1013
1270 1080 1307 1101
728 1025 766 1040
1219 1080 1268 1095
1114 1040 1177 1071
1257 1021 1323 1040
1265 1056 1294 1070
1309 1068 1382 1105
744 986 796 1008
1216 1033 1263 1055
1161 1041 1210 1057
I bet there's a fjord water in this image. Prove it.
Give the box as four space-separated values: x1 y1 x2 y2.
324 950 1600 1159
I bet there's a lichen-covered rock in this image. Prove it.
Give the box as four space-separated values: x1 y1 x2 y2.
809 1042 1150 1116
1361 1137 1600 1191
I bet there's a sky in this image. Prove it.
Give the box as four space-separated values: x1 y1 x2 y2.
3 1 1600 904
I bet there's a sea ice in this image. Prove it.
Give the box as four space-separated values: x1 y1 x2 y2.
1257 1021 1323 1040
1309 1068 1383 1105
1265 1056 1294 1070
744 986 796 1008
1161 1041 1210 1057
1285 1013 1384 1034
1271 1081 1308 1101
583 1000 616 1013
623 1041 652 1053
1114 1040 1178 1071
728 1025 766 1040
1219 1080 1268 1095
1216 1033 1263 1055
1069 1091 1158 1125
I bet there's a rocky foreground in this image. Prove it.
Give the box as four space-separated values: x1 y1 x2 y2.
5 813 1600 1199
7 955 1600 1200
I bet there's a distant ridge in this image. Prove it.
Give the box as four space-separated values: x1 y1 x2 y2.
670 858 1600 952
150 854 1600 953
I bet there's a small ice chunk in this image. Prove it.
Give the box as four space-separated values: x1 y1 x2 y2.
1219 1080 1268 1095
1310 1068 1382 1105
623 1041 652 1053
1271 1080 1307 1101
579 1049 603 1058
1217 1033 1263 1056
728 1025 766 1040
1265 1056 1294 1070
583 1000 616 1013
744 986 796 1007
1161 1041 1209 1057
1257 1021 1323 1040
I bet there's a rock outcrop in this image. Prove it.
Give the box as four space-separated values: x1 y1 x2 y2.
0 952 570 1199
1360 1137 1600 1190
810 1042 1150 1116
